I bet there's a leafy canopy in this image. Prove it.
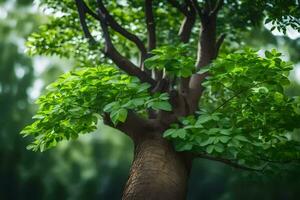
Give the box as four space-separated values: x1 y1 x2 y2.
25 0 300 63
21 66 171 151
21 0 300 170
164 49 300 170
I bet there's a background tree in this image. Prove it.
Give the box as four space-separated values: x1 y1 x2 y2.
22 0 300 199
0 1 132 199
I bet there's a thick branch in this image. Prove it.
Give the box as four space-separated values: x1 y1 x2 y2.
196 153 264 172
75 0 153 84
145 0 162 80
188 0 225 113
188 13 217 112
97 0 147 62
145 0 156 51
191 0 203 17
77 0 99 19
97 8 156 87
210 0 224 16
103 111 159 141
167 0 188 14
215 33 226 58
179 1 196 43
167 0 196 99
75 0 97 45
168 0 196 43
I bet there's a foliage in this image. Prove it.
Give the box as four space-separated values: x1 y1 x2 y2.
21 0 300 171
3 0 300 199
219 0 300 42
164 49 300 169
21 66 171 151
144 45 195 78
25 0 183 65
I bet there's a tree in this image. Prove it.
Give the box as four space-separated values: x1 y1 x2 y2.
22 0 300 199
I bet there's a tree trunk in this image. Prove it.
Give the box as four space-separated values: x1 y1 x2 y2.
122 135 191 200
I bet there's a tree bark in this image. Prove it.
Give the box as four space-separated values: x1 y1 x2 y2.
122 134 191 200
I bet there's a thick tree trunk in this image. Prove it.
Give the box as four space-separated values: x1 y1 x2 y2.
122 135 191 200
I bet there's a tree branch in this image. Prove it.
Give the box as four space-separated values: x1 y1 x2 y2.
210 0 224 16
144 0 162 80
188 13 217 112
76 0 99 19
77 0 147 61
257 154 300 164
196 153 265 172
168 0 196 43
96 7 156 87
167 0 188 14
215 33 226 58
167 0 196 99
188 0 225 113
97 0 147 63
191 0 203 17
75 0 97 45
145 0 156 51
103 111 159 141
179 0 196 43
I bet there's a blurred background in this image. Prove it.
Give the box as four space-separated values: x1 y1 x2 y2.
1 1 300 200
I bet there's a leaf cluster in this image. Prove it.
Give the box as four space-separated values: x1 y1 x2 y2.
144 45 195 78
21 65 171 151
164 49 300 169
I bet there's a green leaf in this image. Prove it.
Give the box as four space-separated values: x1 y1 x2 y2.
219 136 231 143
214 144 224 153
104 102 119 112
206 145 214 154
175 143 193 151
163 129 176 138
196 115 212 124
234 135 249 142
197 66 210 74
137 83 151 93
200 137 215 146
151 101 172 111
117 108 128 123
175 129 187 139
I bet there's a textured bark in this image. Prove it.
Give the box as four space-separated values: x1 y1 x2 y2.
122 135 191 200
189 14 217 112
76 1 227 198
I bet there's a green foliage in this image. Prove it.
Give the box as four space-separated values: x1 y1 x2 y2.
25 0 300 72
218 0 300 43
21 0 300 167
26 0 183 65
144 45 195 78
21 65 171 151
164 49 300 169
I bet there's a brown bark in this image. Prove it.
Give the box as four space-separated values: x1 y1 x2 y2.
76 1 226 199
189 13 217 113
122 134 191 200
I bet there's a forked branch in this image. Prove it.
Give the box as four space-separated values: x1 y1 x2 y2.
75 0 155 86
168 0 196 43
215 33 226 58
145 0 156 51
210 0 224 16
76 0 147 62
97 0 148 62
75 0 97 45
97 7 156 86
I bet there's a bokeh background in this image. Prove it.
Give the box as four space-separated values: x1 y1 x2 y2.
1 1 300 199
